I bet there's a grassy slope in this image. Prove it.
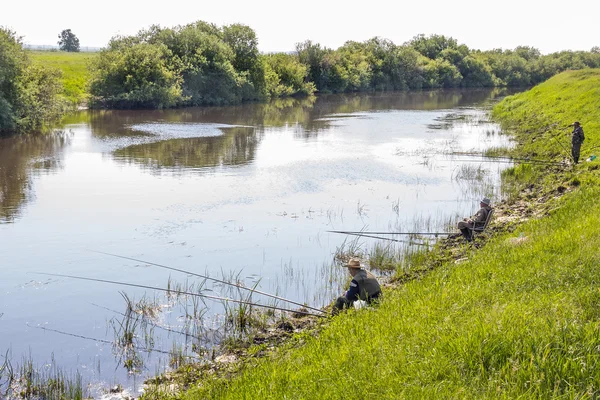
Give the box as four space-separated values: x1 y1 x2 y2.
492 69 600 161
27 51 96 106
161 70 600 399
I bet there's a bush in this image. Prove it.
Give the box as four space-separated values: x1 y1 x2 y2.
0 27 65 134
263 53 315 97
89 42 183 108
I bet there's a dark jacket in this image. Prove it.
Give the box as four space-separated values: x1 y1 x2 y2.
345 270 381 303
572 126 585 144
471 205 492 229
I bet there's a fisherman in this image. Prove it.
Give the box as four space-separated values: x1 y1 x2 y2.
333 258 381 314
457 197 492 242
569 121 585 164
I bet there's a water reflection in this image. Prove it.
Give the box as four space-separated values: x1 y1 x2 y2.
113 127 260 171
0 89 511 222
84 89 508 139
84 89 509 173
0 132 70 223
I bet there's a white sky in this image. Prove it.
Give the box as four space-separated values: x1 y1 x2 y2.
3 0 599 54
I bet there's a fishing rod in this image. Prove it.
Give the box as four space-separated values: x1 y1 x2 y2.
448 154 565 166
450 158 565 167
89 250 326 315
31 272 326 318
331 231 432 246
89 302 204 341
26 323 186 357
550 129 574 162
329 230 449 237
467 155 565 165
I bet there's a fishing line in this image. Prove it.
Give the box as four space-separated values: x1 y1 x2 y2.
26 324 182 357
31 272 326 318
328 230 449 237
449 157 565 166
89 302 204 341
88 250 326 315
330 231 433 246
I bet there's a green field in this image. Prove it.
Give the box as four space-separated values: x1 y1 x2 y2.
144 70 600 399
27 50 97 106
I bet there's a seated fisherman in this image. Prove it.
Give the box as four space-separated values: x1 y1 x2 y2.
457 197 492 242
333 258 381 314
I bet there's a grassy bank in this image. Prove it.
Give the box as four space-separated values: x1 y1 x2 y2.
144 70 600 398
492 68 600 161
28 51 96 106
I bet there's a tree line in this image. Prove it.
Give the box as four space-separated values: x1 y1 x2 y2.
2 21 600 133
87 23 600 108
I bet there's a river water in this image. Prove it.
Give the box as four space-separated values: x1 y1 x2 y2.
0 89 515 397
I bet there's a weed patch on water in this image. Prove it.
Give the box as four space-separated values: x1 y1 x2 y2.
0 354 88 400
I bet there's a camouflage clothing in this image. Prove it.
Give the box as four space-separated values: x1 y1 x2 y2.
571 125 585 164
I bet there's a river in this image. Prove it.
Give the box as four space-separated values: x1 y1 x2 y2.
0 89 516 397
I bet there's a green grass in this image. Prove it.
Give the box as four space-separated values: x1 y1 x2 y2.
493 69 600 162
144 70 600 399
27 50 97 106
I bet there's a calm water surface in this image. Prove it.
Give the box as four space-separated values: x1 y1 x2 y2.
0 89 516 396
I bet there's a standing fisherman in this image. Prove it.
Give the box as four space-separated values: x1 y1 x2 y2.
333 258 381 314
569 121 585 164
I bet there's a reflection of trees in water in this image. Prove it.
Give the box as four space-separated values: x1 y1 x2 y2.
87 88 504 172
87 88 504 136
113 127 260 172
0 132 70 223
86 88 504 136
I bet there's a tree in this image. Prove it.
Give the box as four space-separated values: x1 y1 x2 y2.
57 29 80 52
1 28 65 133
89 42 183 108
410 34 458 60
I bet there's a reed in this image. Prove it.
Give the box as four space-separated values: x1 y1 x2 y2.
156 70 600 399
1 354 87 400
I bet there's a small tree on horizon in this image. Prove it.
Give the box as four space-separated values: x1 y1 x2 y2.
57 29 80 52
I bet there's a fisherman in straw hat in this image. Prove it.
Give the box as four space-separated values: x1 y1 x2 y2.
457 197 492 242
333 258 382 314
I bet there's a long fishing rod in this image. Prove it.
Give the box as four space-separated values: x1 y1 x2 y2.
332 231 432 246
550 129 574 162
450 157 565 166
89 302 204 341
467 155 565 165
89 250 326 315
26 323 187 357
32 272 326 318
329 230 449 237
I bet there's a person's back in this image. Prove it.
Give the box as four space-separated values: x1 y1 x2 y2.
352 269 381 302
333 259 382 313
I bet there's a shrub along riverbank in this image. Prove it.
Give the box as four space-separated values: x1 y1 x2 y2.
88 20 600 108
0 29 66 134
143 70 600 398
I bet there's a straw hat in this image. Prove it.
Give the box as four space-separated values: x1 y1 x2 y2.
342 258 364 269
